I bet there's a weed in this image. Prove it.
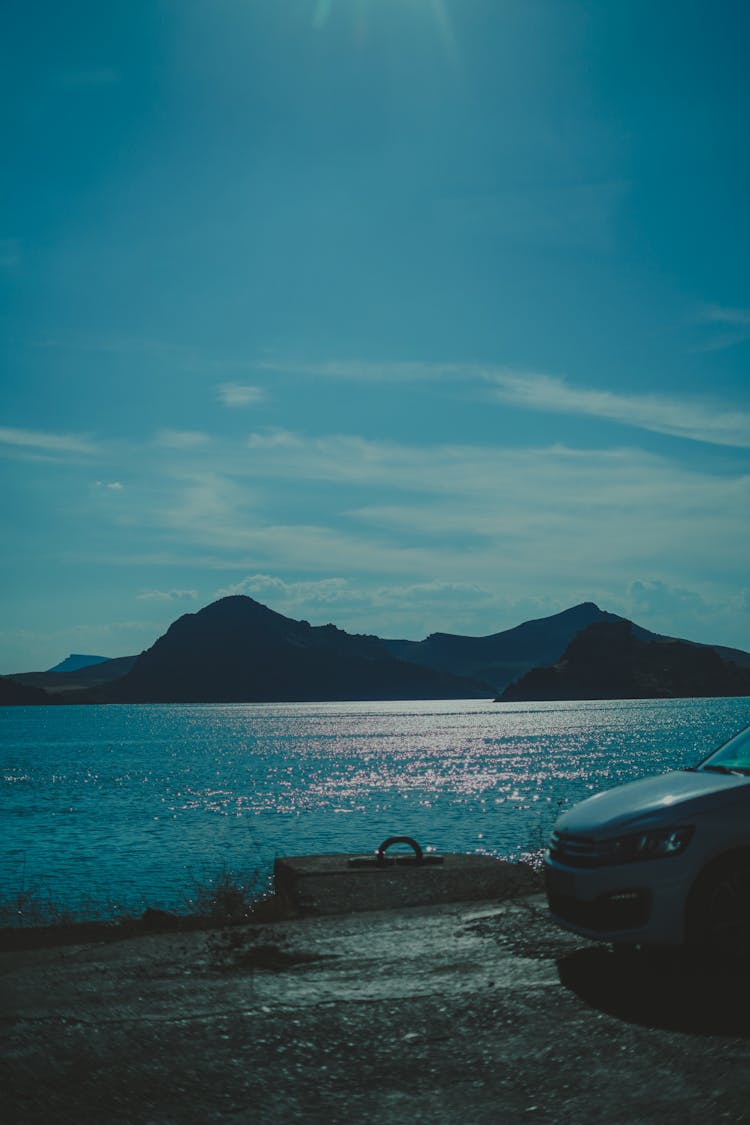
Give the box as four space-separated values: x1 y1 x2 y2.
0 861 275 931
185 865 269 924
0 884 136 929
0 886 76 929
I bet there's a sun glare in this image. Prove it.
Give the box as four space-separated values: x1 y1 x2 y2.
311 0 458 61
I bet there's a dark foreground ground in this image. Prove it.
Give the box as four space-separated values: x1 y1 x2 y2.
3 894 750 1124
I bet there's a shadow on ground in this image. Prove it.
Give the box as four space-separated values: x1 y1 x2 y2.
558 946 750 1036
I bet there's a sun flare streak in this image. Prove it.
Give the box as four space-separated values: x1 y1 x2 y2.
311 0 458 64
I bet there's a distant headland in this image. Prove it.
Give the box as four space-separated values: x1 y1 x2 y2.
498 618 750 702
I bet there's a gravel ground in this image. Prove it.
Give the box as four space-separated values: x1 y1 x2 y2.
3 895 750 1124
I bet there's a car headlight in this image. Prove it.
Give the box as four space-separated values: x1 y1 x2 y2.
600 825 694 864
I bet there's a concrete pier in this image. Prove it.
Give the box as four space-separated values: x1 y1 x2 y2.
273 850 537 916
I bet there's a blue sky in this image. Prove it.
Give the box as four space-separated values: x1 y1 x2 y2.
2 0 749 672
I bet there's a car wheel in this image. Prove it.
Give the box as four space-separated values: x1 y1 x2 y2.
612 942 676 971
688 860 750 960
611 942 638 957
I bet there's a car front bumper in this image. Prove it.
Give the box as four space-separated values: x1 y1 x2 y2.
544 854 693 946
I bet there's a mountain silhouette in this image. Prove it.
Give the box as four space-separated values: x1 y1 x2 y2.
107 596 488 703
6 597 750 705
46 654 111 673
383 602 623 690
499 619 750 701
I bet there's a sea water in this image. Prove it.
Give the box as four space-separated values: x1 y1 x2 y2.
2 697 750 922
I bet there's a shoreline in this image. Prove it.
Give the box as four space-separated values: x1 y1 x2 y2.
0 896 290 954
0 859 545 952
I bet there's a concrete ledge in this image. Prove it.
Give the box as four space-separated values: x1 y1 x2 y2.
274 852 538 916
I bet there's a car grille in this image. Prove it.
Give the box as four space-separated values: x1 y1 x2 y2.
548 830 606 868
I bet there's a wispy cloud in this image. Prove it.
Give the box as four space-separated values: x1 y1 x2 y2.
153 429 211 448
243 430 483 490
136 589 198 602
485 369 750 448
217 575 486 609
211 570 750 651
703 305 750 328
257 358 459 383
240 428 747 509
258 356 750 448
133 430 750 592
216 574 352 604
0 426 99 456
696 304 750 352
216 383 267 407
214 573 492 629
627 579 707 620
55 425 749 644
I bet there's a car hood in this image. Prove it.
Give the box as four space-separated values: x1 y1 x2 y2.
554 769 750 837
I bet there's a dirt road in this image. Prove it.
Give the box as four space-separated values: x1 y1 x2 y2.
3 895 750 1123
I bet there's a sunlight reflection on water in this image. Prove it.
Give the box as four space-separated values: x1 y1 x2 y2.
1 697 749 919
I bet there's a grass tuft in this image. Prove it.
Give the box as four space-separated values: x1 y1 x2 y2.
185 866 269 924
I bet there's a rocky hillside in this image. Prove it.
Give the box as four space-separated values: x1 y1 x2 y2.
107 596 488 703
384 602 623 691
0 677 57 706
499 620 750 701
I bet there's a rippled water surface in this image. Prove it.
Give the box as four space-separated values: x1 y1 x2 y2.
2 697 750 920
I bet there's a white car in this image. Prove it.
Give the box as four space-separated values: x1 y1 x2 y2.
544 723 750 954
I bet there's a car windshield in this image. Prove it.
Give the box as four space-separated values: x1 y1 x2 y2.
697 725 750 774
